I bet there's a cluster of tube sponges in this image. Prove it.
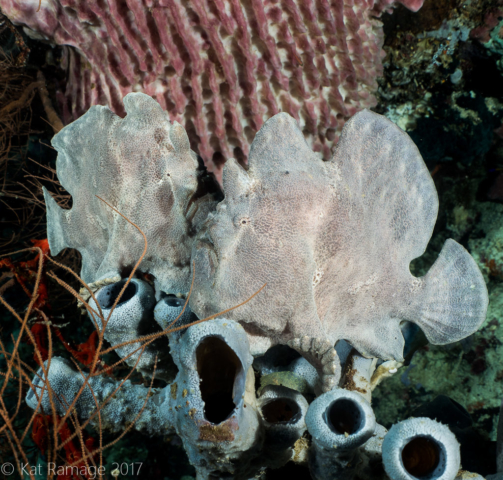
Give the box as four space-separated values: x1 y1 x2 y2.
28 276 464 480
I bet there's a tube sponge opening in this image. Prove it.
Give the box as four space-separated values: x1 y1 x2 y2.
258 385 309 452
96 279 137 309
89 278 174 381
262 398 300 424
259 385 308 429
382 417 460 480
196 336 242 424
326 398 364 435
153 294 195 331
306 388 376 451
91 278 155 332
402 437 440 476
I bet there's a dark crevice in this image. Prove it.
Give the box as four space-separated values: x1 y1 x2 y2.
96 280 137 309
402 436 441 478
196 336 242 424
326 399 362 435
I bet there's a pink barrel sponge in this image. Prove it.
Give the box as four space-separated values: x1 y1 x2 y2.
1 0 424 179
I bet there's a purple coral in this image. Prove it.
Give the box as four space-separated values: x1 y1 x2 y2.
1 0 424 180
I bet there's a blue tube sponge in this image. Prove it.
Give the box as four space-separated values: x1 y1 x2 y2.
25 357 171 436
382 417 460 480
258 385 308 448
89 278 173 381
153 294 195 335
305 388 376 479
26 357 95 418
168 318 262 478
306 388 376 451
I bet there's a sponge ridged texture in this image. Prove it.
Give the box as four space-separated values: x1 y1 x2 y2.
2 0 423 179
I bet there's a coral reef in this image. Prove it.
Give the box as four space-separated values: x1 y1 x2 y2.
376 0 503 167
25 92 491 479
470 203 503 282
0 0 426 180
471 0 503 72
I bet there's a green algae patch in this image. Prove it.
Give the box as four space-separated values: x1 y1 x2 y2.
258 371 310 396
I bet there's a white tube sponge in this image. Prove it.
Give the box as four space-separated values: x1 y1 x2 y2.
153 294 195 334
88 278 173 381
382 417 461 480
305 388 376 479
306 388 376 452
26 357 95 418
26 357 172 436
168 318 263 479
257 385 309 469
258 385 308 448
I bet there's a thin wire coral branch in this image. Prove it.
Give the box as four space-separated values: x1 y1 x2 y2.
3 191 268 478
36 71 63 133
94 194 147 330
0 81 38 116
41 204 267 457
0 246 48 392
83 378 104 477
3 430 34 480
0 401 36 480
0 337 49 452
45 195 149 435
45 269 103 331
57 345 147 454
0 245 62 466
13 197 147 456
71 357 159 467
99 279 267 357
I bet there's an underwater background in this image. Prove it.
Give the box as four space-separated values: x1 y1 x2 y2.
0 0 503 478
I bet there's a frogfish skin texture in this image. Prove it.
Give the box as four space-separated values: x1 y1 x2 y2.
190 109 488 360
43 91 488 375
